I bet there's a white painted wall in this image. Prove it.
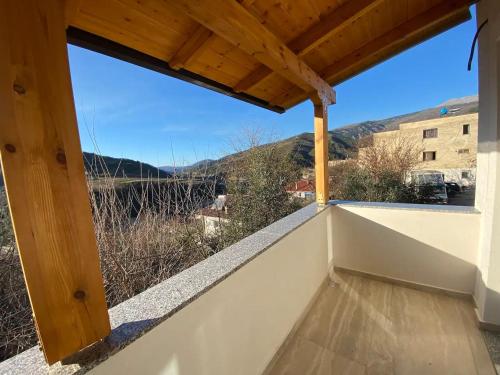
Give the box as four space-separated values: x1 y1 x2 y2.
475 0 500 325
330 204 480 294
90 209 329 375
83 200 488 374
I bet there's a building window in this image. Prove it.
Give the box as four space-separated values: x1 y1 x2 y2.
423 151 436 161
463 124 470 135
423 128 438 138
462 171 470 179
458 148 470 154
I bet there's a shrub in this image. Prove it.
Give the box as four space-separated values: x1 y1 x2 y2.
0 138 304 361
89 176 220 306
330 137 430 203
0 166 222 361
220 132 303 246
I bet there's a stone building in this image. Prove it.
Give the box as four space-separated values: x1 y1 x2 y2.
368 113 478 186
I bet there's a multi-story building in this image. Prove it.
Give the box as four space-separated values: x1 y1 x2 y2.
368 113 478 186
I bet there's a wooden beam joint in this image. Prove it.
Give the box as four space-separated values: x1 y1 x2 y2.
233 0 383 94
169 24 213 70
165 0 335 104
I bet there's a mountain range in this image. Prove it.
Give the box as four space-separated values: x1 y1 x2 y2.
83 152 170 178
160 159 215 173
182 96 479 171
0 96 479 184
0 152 170 187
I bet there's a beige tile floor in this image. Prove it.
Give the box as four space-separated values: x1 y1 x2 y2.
267 271 496 375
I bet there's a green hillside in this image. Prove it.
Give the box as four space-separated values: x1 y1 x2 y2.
188 98 478 171
83 152 169 178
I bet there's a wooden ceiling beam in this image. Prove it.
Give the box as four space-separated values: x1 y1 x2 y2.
273 0 473 108
67 27 285 113
169 24 213 70
321 1 473 82
64 0 82 27
234 0 383 93
238 0 256 7
164 0 335 104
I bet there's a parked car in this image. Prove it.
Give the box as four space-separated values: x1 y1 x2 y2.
411 171 448 204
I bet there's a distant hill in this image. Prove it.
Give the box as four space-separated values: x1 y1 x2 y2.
438 95 478 107
160 159 215 173
0 96 479 183
186 97 479 171
83 152 170 178
0 153 169 187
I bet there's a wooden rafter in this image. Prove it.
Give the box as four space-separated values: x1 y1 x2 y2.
164 0 335 104
234 0 383 93
169 24 213 70
321 1 473 82
64 0 82 27
273 0 473 108
67 27 285 113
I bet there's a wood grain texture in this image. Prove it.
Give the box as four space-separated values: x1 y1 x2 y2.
274 2 472 108
0 0 110 364
234 0 383 93
163 0 336 104
268 272 496 375
321 0 473 82
65 0 83 27
169 24 213 70
314 103 329 205
69 0 474 111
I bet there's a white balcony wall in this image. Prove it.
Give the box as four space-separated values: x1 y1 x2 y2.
79 201 489 375
90 208 330 375
330 203 480 294
475 0 500 326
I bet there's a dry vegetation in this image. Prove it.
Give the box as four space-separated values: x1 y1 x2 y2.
357 136 422 180
0 162 223 361
0 139 303 361
0 188 32 361
330 137 428 203
89 177 221 306
220 131 303 246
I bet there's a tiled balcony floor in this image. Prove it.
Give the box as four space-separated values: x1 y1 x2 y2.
267 271 496 375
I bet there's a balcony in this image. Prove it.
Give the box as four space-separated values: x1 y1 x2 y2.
2 0 500 373
2 201 497 374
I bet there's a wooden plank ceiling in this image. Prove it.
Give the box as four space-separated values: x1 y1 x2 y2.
68 0 474 112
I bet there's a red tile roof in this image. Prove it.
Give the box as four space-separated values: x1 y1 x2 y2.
286 180 315 192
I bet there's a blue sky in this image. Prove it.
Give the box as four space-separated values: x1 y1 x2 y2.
69 7 478 167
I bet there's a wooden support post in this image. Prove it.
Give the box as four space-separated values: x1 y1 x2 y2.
0 0 110 364
313 100 329 205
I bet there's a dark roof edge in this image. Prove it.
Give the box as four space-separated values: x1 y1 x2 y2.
66 27 286 114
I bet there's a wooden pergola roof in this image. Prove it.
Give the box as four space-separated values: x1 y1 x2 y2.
67 0 474 113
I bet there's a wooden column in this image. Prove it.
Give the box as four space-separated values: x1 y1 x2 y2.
313 101 330 205
0 0 110 364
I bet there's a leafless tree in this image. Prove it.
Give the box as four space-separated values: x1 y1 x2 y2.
0 156 222 361
330 137 425 203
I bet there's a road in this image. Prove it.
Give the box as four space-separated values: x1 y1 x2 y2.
448 187 475 207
